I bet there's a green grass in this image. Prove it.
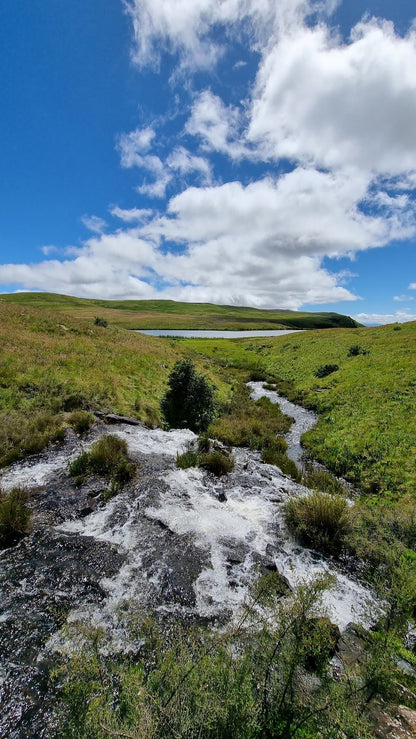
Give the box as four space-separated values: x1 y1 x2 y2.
209 382 292 448
199 449 235 476
0 487 31 547
182 321 416 499
0 291 361 330
285 492 350 554
0 302 188 467
69 435 136 484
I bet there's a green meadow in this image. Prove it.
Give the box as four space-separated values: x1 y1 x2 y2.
1 298 415 500
0 291 361 330
182 322 416 500
2 298 416 736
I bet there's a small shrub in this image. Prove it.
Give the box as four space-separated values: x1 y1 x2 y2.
393 324 402 331
0 487 31 547
314 364 339 379
249 369 269 381
199 450 235 476
68 410 93 434
176 451 199 469
347 345 369 357
286 492 350 554
94 317 108 328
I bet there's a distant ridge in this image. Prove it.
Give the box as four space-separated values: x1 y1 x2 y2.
0 292 362 330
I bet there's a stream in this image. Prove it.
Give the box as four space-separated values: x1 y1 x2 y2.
0 384 377 737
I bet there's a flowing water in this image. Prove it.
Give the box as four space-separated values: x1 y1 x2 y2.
0 384 377 737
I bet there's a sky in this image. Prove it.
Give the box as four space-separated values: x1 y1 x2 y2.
1 0 416 325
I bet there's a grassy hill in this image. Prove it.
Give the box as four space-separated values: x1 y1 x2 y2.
0 292 361 330
182 321 416 499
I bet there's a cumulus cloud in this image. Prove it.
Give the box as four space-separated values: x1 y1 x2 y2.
2 168 403 308
247 18 416 175
81 215 107 234
123 0 335 70
166 146 212 181
185 91 247 159
1 0 416 311
354 310 416 325
394 294 414 302
110 206 154 222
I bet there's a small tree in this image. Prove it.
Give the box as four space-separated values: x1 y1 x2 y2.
161 359 215 432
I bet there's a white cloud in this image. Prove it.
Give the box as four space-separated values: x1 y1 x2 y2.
110 206 154 222
394 294 414 302
409 282 416 290
2 168 402 308
186 91 247 159
118 129 172 198
248 19 416 176
81 215 107 234
123 0 335 70
41 245 59 256
354 310 416 325
136 170 172 199
118 127 155 165
166 146 212 181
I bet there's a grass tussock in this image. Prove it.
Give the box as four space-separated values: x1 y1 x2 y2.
199 450 235 476
0 487 31 548
261 446 301 482
285 492 350 554
176 450 199 469
67 410 93 434
69 435 136 486
209 383 292 448
303 467 349 497
176 442 235 476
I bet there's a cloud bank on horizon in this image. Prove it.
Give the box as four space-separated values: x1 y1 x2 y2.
1 0 416 319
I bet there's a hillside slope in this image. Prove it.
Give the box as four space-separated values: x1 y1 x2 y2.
0 292 361 330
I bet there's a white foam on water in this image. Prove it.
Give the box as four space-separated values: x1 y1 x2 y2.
0 425 195 495
248 381 318 463
2 385 378 655
110 425 196 456
0 447 80 492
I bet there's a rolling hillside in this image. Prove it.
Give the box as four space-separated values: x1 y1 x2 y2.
0 292 361 330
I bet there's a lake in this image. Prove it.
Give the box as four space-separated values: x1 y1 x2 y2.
135 329 301 339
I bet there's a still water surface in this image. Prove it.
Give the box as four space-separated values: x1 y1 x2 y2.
136 329 301 338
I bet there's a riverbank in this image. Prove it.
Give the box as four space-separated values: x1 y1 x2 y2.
0 387 378 736
1 303 416 735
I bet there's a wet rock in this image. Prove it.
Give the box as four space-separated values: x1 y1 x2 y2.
368 699 416 739
335 623 368 669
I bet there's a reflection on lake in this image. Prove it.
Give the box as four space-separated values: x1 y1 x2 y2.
135 329 301 339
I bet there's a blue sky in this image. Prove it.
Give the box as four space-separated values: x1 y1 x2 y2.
1 0 416 324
